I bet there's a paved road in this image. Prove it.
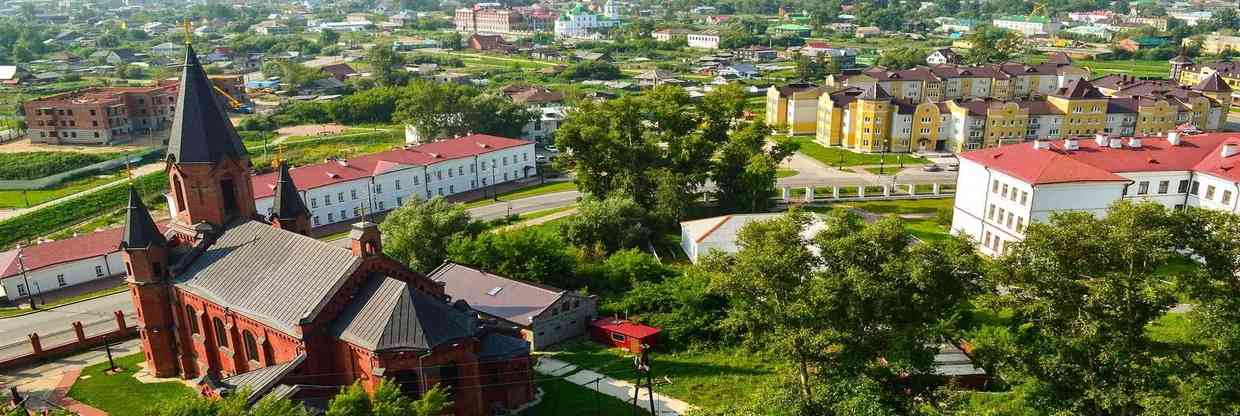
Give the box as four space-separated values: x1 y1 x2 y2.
0 294 135 360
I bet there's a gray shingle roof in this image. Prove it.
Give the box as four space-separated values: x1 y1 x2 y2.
167 44 248 164
173 221 360 334
121 186 165 249
220 353 306 405
330 275 478 352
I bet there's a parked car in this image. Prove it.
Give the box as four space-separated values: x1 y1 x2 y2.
545 144 559 153
922 164 943 172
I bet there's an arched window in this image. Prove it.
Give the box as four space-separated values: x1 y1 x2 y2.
185 306 199 334
213 317 228 348
243 330 259 362
172 175 186 212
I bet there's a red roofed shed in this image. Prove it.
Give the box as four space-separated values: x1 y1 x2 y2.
589 318 660 354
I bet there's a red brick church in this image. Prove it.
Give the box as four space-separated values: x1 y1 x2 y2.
122 45 535 414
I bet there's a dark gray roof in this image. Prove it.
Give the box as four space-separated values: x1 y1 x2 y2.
220 353 306 405
429 262 565 327
121 186 165 249
478 332 530 359
1195 72 1232 93
330 275 478 352
271 162 308 220
173 221 360 334
167 44 248 164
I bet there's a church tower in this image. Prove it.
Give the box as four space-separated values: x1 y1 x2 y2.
269 161 311 235
121 187 181 377
165 44 256 239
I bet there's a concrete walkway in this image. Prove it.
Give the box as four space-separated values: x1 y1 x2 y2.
534 357 696 416
493 207 577 233
1 338 142 413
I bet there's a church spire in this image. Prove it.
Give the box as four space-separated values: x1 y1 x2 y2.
269 161 311 235
166 44 247 165
121 186 165 250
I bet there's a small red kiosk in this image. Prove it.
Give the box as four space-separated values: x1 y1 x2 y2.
589 318 661 354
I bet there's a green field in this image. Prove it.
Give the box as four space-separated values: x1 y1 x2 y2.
520 377 649 416
551 341 780 410
1022 55 1170 78
777 136 929 167
0 152 122 181
0 173 126 208
68 353 196 415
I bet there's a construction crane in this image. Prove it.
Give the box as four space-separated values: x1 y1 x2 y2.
212 84 253 114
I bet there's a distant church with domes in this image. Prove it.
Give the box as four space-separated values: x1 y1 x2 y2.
554 0 622 39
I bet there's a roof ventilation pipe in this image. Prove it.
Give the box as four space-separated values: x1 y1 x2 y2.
1064 138 1079 150
1094 134 1108 146
1033 140 1051 150
1168 132 1182 146
1109 138 1123 149
1129 138 1142 148
1222 143 1239 158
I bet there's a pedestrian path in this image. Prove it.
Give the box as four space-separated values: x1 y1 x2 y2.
0 338 141 414
534 357 696 416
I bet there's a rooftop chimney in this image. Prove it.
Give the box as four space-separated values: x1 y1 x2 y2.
1168 131 1182 145
1222 143 1239 158
1128 138 1142 148
1064 138 1079 150
1094 134 1108 147
349 221 382 258
1033 140 1051 150
1109 138 1123 149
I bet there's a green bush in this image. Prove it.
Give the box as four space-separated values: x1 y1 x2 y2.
0 152 122 180
0 172 167 248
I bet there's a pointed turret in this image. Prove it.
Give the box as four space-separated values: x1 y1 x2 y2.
269 162 311 235
167 45 247 165
1194 72 1232 93
121 186 165 250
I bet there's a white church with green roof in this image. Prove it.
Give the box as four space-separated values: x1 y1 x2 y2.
554 1 621 39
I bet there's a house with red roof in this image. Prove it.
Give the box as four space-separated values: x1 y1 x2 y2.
0 226 149 305
247 134 536 230
952 132 1240 256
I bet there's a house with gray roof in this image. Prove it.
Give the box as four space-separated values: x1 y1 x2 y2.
429 262 598 350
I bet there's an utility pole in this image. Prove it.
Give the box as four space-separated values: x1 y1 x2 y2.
16 246 34 310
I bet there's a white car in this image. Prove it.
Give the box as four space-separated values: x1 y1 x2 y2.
545 144 559 153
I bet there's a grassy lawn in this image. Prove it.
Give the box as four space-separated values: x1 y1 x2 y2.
463 181 578 209
0 173 125 209
0 282 128 318
550 341 780 410
839 198 955 215
777 136 928 167
520 377 649 416
68 353 195 415
776 168 798 178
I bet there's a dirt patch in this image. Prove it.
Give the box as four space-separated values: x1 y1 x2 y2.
276 123 347 138
0 131 165 154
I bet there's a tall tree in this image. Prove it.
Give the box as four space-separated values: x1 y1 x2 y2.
367 42 406 87
963 25 1025 64
558 194 652 256
972 201 1179 415
379 197 480 274
711 123 797 213
393 80 532 141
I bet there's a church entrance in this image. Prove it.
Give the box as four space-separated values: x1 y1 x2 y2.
220 178 238 217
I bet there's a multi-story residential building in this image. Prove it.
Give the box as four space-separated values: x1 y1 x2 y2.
1185 33 1240 55
802 43 859 69
814 71 1232 154
23 77 247 145
652 28 690 42
1067 10 1114 23
826 58 1088 104
1175 57 1240 100
1122 15 1170 31
765 83 823 135
455 4 542 36
992 15 1061 36
1168 10 1213 26
952 132 1240 256
247 134 537 230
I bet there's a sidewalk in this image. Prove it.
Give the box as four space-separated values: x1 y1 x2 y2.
0 338 142 413
1 277 125 313
534 357 695 416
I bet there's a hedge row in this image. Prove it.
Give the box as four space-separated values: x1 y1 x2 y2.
0 172 168 248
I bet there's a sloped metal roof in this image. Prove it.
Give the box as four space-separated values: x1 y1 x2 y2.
330 275 478 352
221 353 306 405
167 44 248 164
173 221 360 335
121 186 166 249
271 162 309 221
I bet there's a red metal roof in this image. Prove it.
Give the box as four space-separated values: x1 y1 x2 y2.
0 223 165 279
252 134 531 199
960 133 1240 185
590 318 661 339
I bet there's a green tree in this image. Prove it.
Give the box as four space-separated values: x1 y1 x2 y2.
972 201 1180 415
963 25 1025 64
559 194 651 255
711 123 797 213
319 29 341 47
380 197 479 274
447 228 578 289
393 80 532 142
875 47 928 70
367 42 406 87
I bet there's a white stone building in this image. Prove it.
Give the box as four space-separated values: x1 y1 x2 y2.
992 15 1061 36
0 227 129 304
554 3 619 39
687 32 721 49
680 213 826 263
229 134 535 231
951 132 1240 256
